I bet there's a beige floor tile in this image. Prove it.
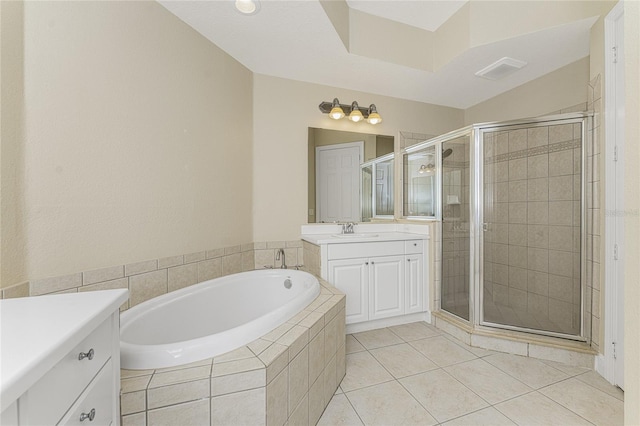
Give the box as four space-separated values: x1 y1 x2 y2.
339 351 394 392
346 335 365 354
400 369 488 423
409 336 477 367
540 359 592 377
575 370 624 401
388 322 440 342
495 391 592 425
445 359 532 404
539 378 624 426
443 335 499 358
369 343 438 378
346 381 437 425
442 407 516 426
352 328 403 349
317 394 363 426
483 352 569 389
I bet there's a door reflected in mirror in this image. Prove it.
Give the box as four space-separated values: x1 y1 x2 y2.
308 128 394 223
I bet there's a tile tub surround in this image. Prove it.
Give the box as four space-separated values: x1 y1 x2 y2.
120 279 346 426
0 241 305 310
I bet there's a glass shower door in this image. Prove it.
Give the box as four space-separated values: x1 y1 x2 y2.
441 134 472 321
480 121 583 337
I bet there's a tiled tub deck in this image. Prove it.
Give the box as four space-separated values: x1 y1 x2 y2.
120 280 346 426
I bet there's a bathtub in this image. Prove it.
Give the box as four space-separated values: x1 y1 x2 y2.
120 269 320 369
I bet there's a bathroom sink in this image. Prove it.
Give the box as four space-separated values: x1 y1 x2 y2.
332 233 379 238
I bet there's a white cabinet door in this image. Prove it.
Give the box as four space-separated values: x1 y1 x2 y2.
329 259 369 323
405 254 424 314
369 256 404 320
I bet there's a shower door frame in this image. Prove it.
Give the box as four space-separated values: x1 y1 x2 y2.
474 113 591 342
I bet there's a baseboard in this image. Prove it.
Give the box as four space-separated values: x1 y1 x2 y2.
346 311 431 334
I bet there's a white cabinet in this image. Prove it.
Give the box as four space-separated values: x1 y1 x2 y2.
326 239 427 325
329 259 368 323
0 289 128 426
405 254 424 314
369 255 404 320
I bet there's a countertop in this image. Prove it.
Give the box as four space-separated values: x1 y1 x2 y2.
301 231 428 245
0 289 129 412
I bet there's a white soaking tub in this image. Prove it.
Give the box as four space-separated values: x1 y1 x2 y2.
120 269 320 369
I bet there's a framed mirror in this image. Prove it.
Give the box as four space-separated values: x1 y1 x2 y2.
403 144 437 218
308 128 394 223
361 153 394 221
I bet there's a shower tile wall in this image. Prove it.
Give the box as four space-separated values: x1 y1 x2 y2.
483 123 582 336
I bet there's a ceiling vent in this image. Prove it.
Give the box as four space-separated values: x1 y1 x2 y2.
475 57 528 80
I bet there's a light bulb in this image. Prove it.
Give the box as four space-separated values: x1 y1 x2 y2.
348 109 364 122
329 106 345 120
367 112 382 124
348 102 363 122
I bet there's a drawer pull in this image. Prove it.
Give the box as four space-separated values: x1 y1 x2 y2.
78 348 94 361
79 408 95 422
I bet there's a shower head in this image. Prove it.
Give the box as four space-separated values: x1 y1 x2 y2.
442 148 453 159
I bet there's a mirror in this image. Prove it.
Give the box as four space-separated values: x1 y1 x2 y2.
361 154 394 222
308 128 394 223
403 145 437 217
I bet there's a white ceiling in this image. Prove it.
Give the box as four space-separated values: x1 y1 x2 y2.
159 0 595 109
346 0 467 31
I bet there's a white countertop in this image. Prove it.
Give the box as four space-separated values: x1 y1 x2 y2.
301 231 428 245
0 289 128 412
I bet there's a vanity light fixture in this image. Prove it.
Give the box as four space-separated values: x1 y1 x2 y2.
235 0 260 15
418 164 434 174
319 99 382 124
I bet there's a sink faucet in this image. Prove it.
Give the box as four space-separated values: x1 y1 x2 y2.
276 248 286 269
341 222 355 234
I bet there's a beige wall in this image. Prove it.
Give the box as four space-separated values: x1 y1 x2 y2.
1 1 27 289
0 1 253 288
624 0 640 421
252 74 464 241
464 58 590 125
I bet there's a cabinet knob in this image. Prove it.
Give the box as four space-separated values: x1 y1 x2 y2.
80 408 95 422
371 261 375 265
365 262 369 265
413 243 417 246
78 348 94 361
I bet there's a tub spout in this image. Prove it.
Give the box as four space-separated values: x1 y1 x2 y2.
276 248 287 269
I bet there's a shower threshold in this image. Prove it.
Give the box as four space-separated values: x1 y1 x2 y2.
432 310 597 369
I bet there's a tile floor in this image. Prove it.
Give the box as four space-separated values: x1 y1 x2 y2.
318 322 623 426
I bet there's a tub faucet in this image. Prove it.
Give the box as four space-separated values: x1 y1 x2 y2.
276 248 287 269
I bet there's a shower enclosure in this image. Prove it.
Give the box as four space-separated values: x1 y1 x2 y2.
404 113 591 340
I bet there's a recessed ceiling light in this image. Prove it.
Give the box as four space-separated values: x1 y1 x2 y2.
235 0 260 15
475 57 527 80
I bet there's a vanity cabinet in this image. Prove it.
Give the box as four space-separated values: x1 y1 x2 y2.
326 239 426 324
0 289 128 426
